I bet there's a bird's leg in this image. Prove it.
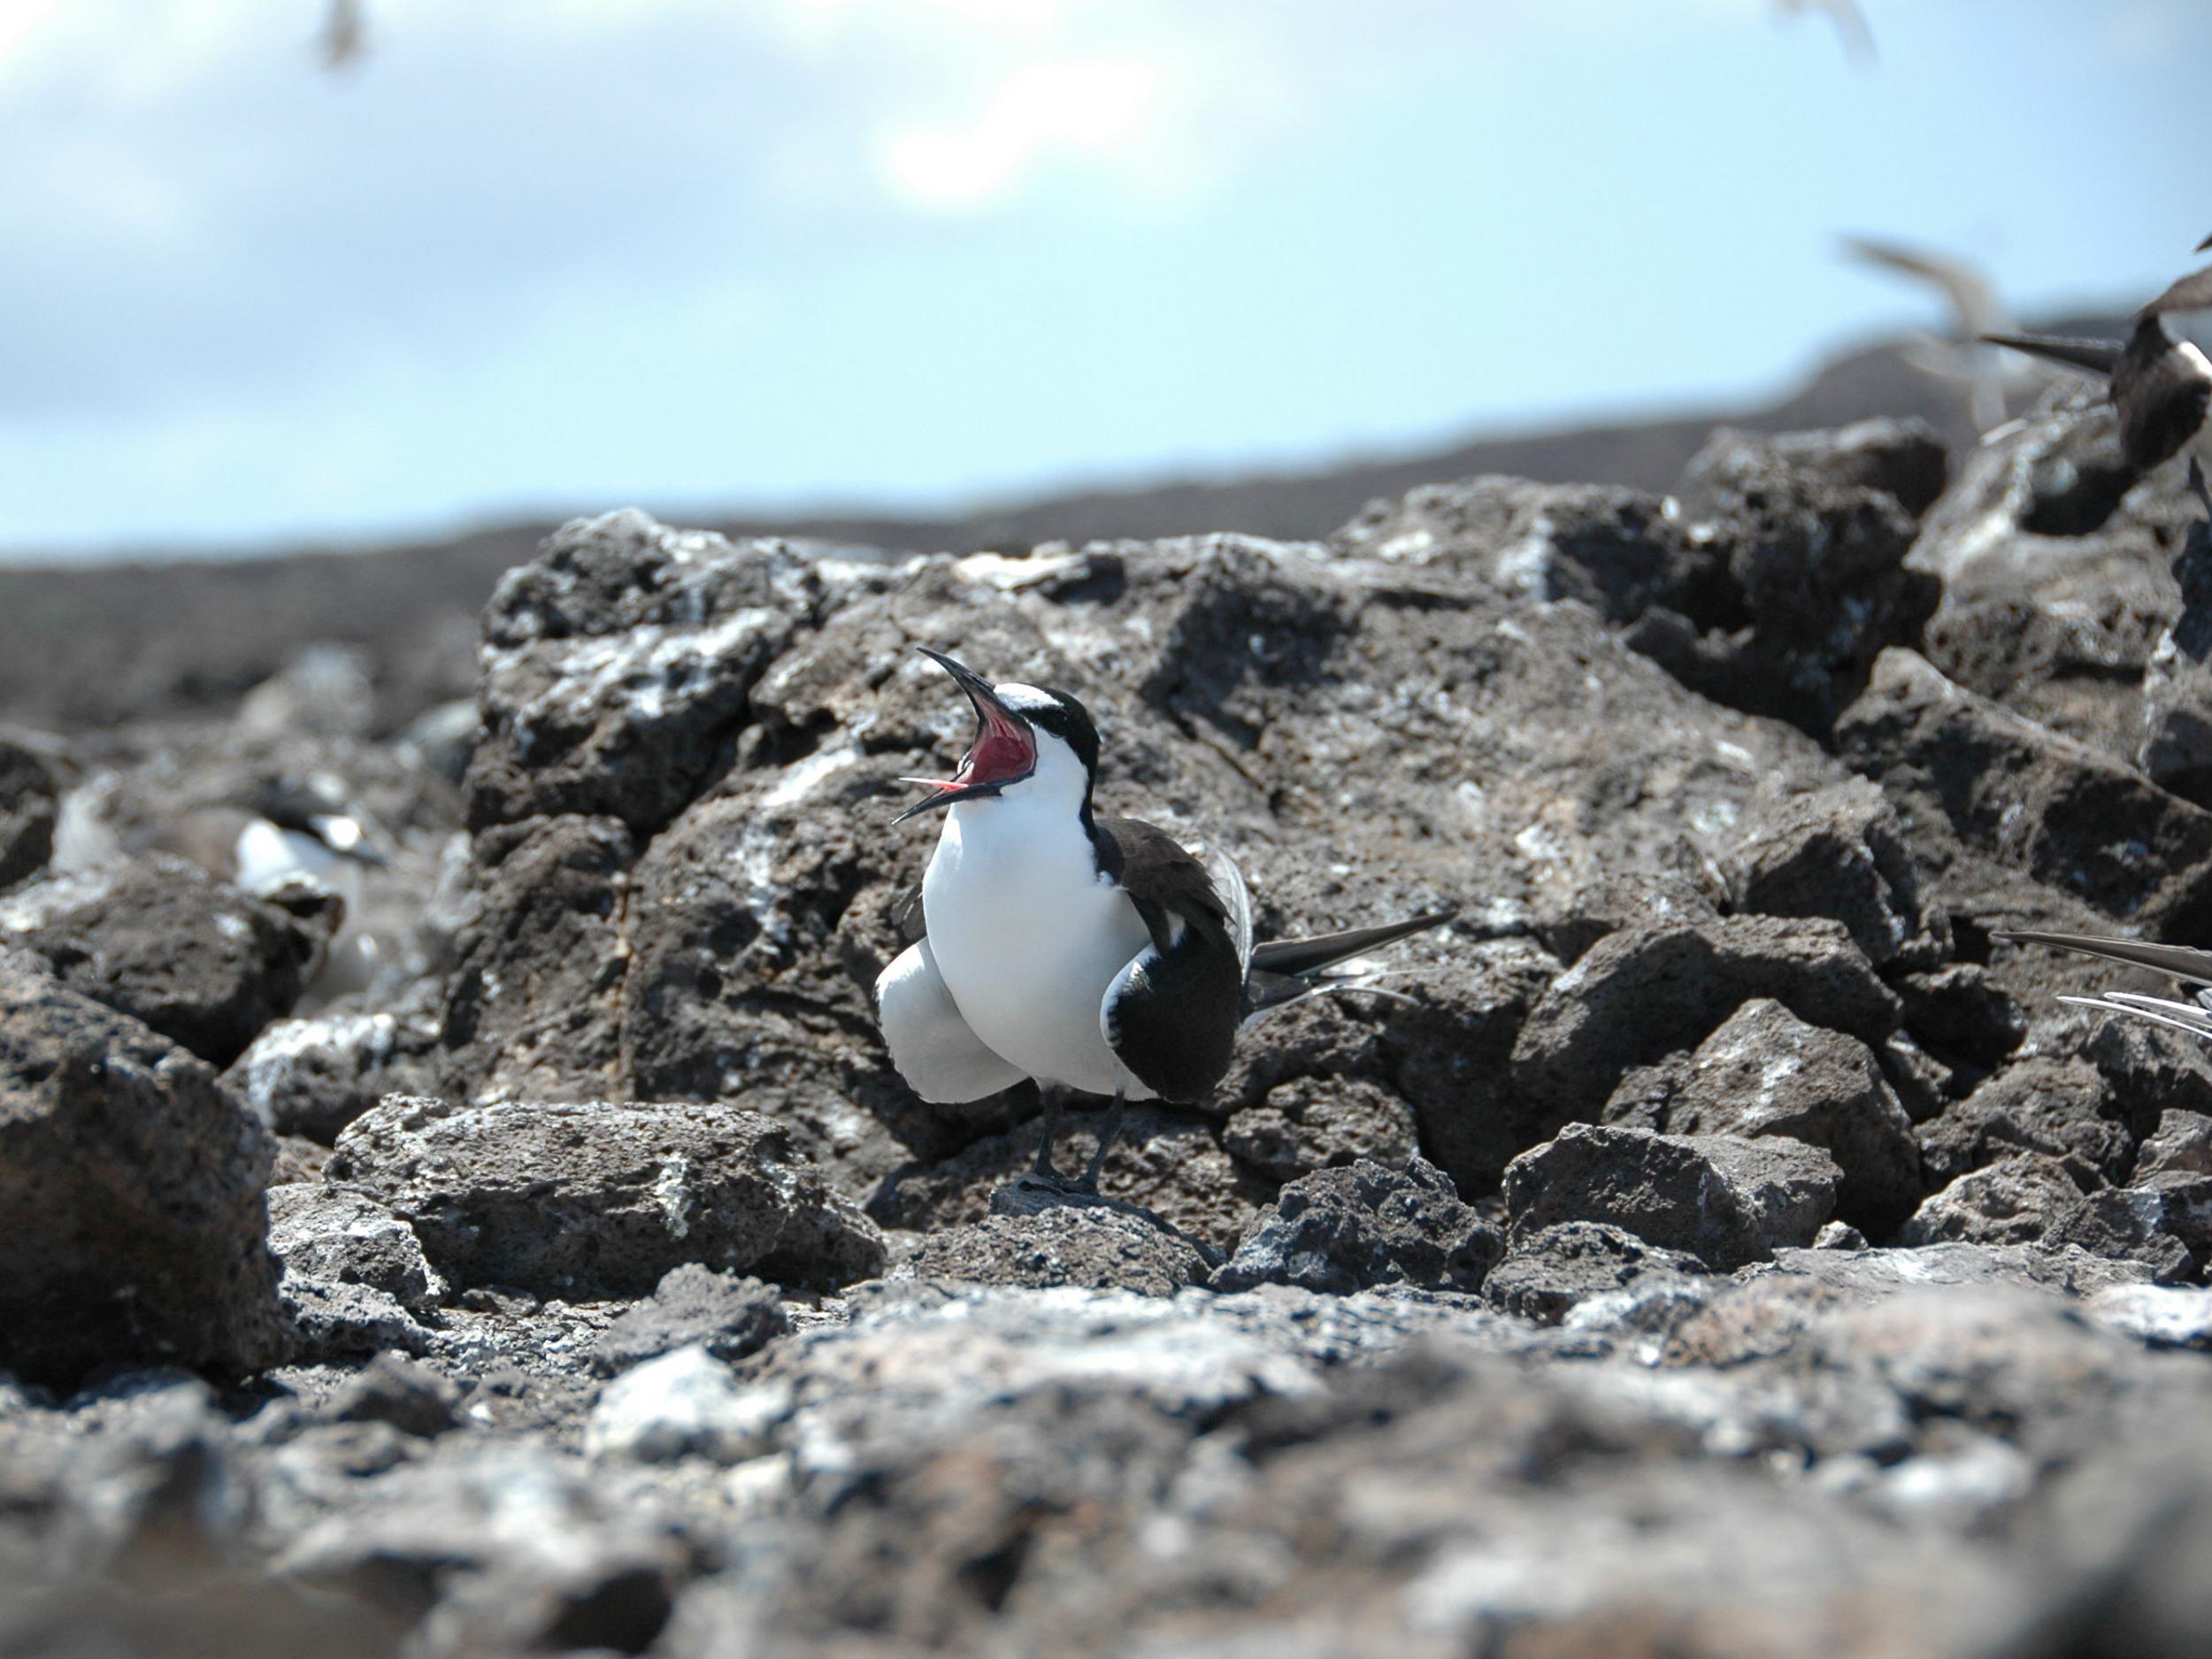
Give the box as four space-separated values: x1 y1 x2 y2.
1031 1084 1065 1179
1075 1087 1125 1194
2190 457 2212 526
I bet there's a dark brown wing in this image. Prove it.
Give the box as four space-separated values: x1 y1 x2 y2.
2143 265 2212 318
1094 818 1243 1102
2116 317 2212 473
893 884 926 944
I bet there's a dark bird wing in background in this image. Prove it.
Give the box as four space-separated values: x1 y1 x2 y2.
321 0 365 72
1842 236 2009 426
1775 0 1877 65
2143 265 2212 318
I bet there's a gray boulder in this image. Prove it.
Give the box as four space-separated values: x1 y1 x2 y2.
1213 1156 1502 1295
0 951 288 1383
1503 1122 1840 1270
591 1264 787 1377
327 1094 886 1298
1 857 340 1067
1661 998 1923 1235
1482 1220 1706 1325
1509 913 1899 1132
1917 1057 2132 1188
1901 1154 2088 1248
905 1207 1210 1298
1724 778 1947 968
265 1181 447 1312
0 733 58 890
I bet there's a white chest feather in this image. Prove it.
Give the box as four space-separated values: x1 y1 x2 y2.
920 785 1153 1098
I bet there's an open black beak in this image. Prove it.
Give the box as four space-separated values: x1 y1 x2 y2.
892 648 1039 824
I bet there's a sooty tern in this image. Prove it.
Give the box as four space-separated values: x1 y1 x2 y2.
874 649 1455 1190
1982 257 2212 520
2000 929 2212 1045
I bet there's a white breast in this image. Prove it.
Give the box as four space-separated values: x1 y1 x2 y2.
920 785 1155 1100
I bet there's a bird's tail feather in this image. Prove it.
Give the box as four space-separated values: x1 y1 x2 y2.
2059 993 2212 1042
1978 333 2122 379
1240 908 1455 1023
1998 929 2212 987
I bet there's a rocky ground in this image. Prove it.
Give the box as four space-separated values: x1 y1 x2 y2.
8 381 2212 1656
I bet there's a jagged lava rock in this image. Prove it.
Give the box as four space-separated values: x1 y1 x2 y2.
1504 1122 1840 1270
0 731 58 890
0 856 340 1067
0 950 288 1383
265 1181 447 1312
1509 913 1898 1133
1724 777 1947 968
1655 421 1942 732
905 1206 1210 1297
1213 1156 1502 1294
1901 1154 2089 1248
465 511 825 835
1660 997 1923 1235
591 1263 787 1376
327 1094 886 1298
1481 1220 1707 1325
1835 647 2212 932
1917 1056 2133 1188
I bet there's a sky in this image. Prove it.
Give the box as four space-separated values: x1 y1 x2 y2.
1 0 2208 562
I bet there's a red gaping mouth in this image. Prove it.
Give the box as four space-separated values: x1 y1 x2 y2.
894 649 1038 822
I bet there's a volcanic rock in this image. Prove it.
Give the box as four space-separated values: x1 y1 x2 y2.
1509 913 1899 1133
326 1094 887 1299
1502 1122 1840 1270
590 1263 787 1376
1213 1156 1502 1294
1916 1057 2133 1189
907 1206 1210 1297
1 856 340 1067
0 731 58 890
1901 1154 2089 1248
1480 1220 1706 1325
0 950 287 1383
1659 998 1923 1234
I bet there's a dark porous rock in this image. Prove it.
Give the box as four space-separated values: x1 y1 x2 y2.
430 812 634 1102
466 511 821 835
590 1263 787 1377
1909 392 2198 762
226 1004 435 1144
906 1207 1209 1298
1724 778 1947 969
0 731 58 889
0 950 287 1384
871 1102 1273 1254
1748 417 1951 517
1481 1220 1706 1325
2 857 340 1068
2136 1110 2212 1179
1330 476 1709 627
1900 1154 2090 1248
1657 423 1941 732
265 1182 447 1312
1535 871 1720 971
1509 914 1899 1133
1502 1122 1840 1271
1916 1057 2132 1188
1835 648 2212 931
1220 1077 1417 1182
1662 998 1923 1236
2084 1019 2212 1144
2139 525 2212 806
1213 1156 1502 1295
327 1094 887 1298
327 1352 463 1438
1893 963 2027 1072
279 1277 435 1363
2044 1187 2196 1284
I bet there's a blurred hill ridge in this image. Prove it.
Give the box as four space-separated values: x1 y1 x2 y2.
0 311 2119 734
